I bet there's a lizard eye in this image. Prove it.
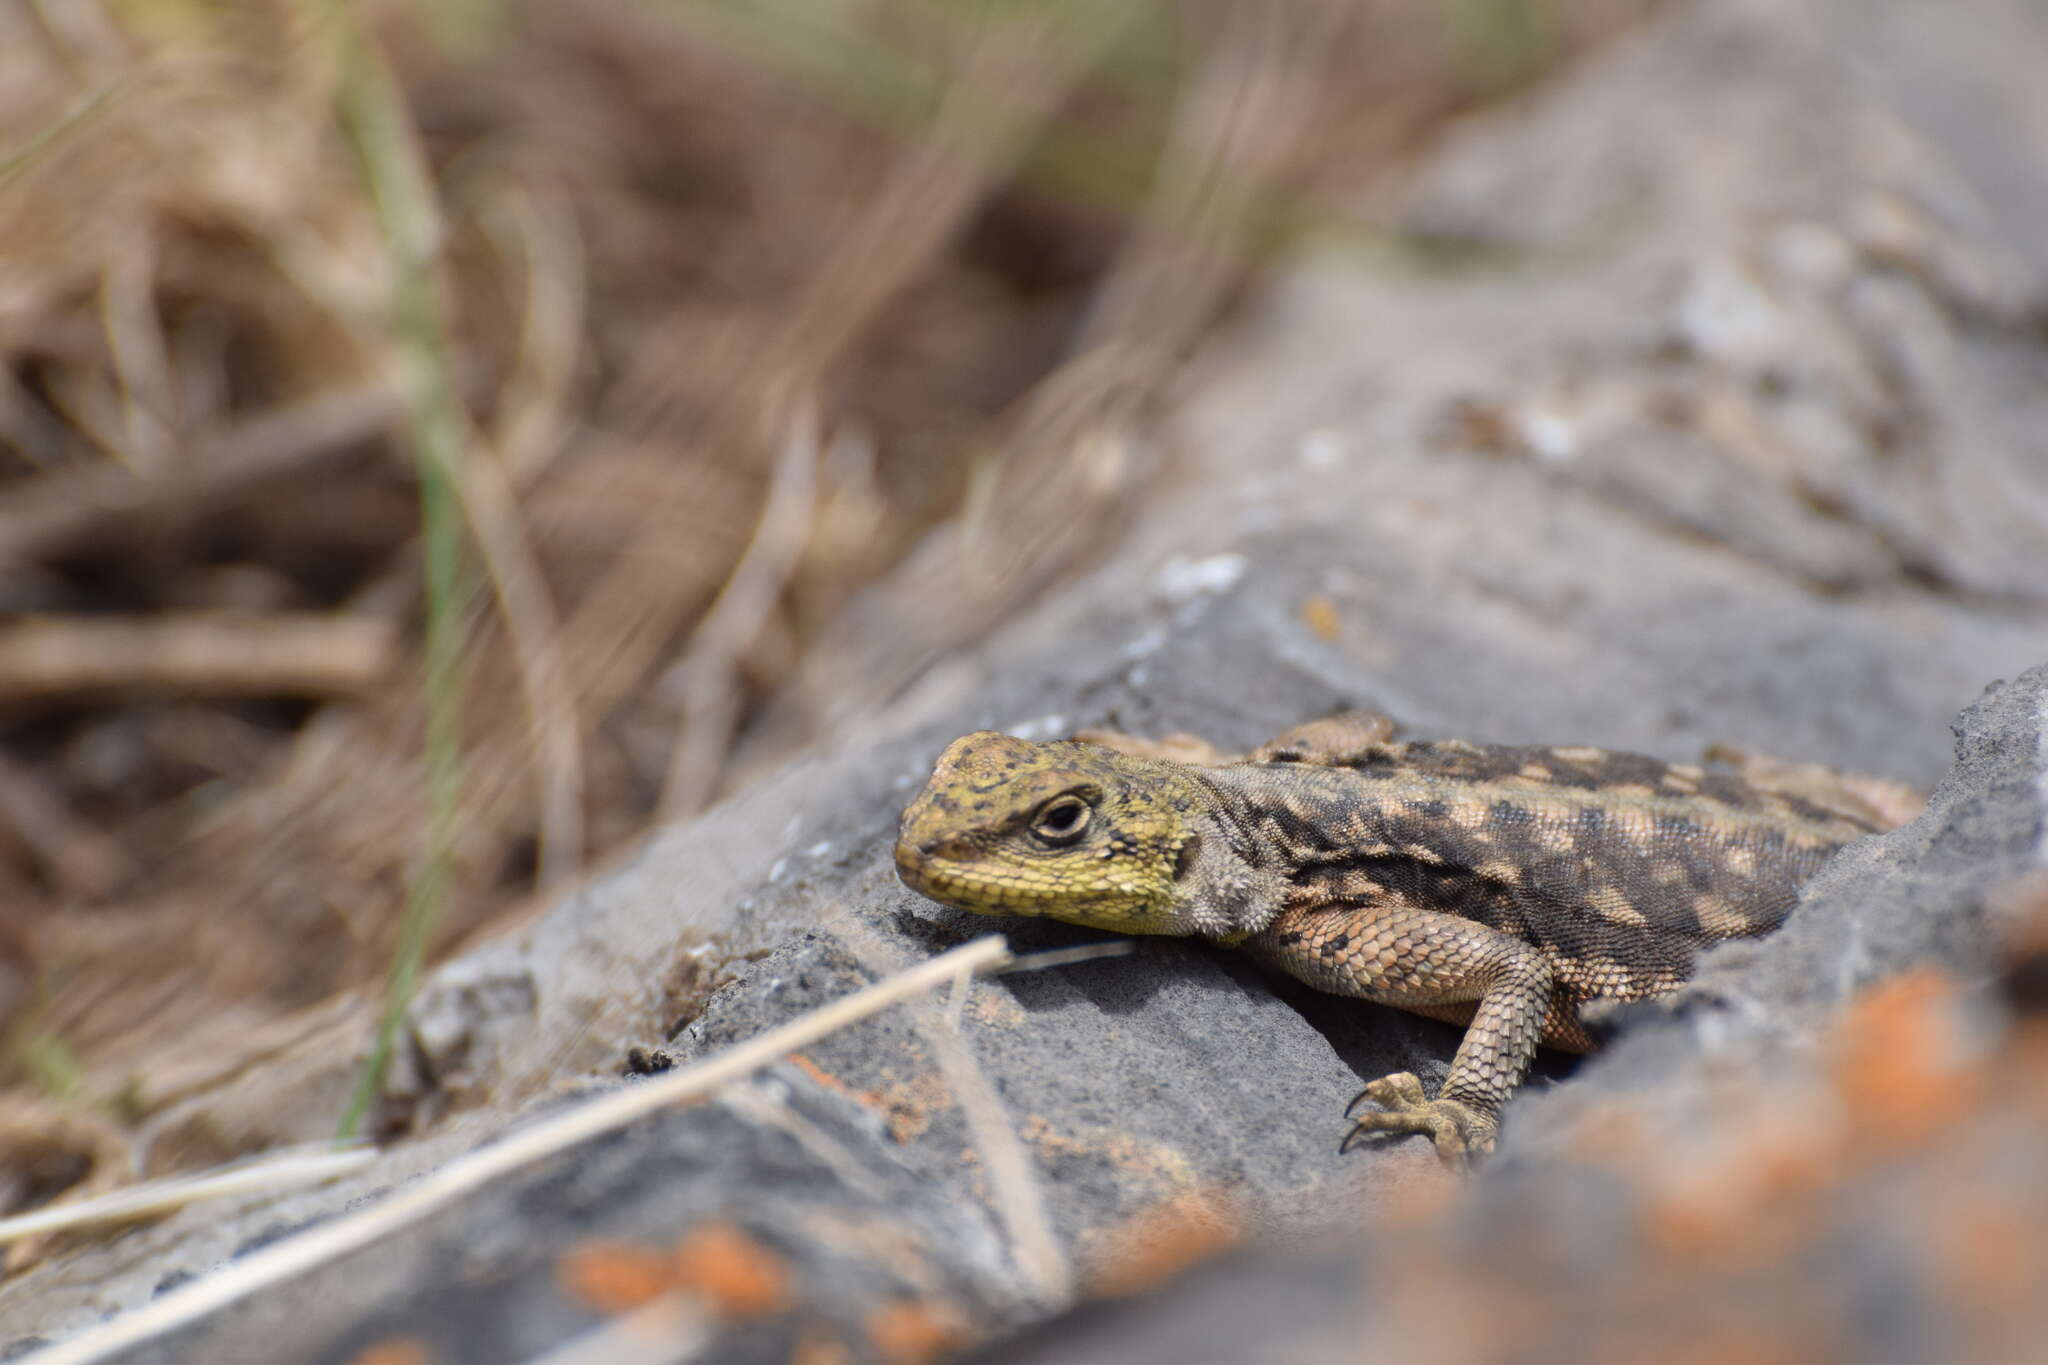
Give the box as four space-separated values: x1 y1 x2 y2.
1030 795 1092 846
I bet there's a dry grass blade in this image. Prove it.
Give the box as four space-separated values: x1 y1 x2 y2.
0 613 399 702
0 0 1663 1202
327 0 472 1143
826 906 1071 1304
0 383 403 563
741 1 1133 399
759 2 1340 744
95 224 175 476
453 183 590 886
480 182 585 487
659 401 819 819
518 1294 709 1365
716 1082 888 1200
0 1142 373 1248
553 0 1128 736
458 442 586 886
0 1097 132 1275
1078 0 1342 355
0 78 123 191
0 749 132 898
23 935 1010 1365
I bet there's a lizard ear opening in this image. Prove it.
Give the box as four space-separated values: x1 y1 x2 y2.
1173 834 1202 882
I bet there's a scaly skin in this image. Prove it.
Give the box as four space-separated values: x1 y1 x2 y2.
894 713 1890 1166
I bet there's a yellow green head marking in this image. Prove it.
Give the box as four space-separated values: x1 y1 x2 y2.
893 731 1200 934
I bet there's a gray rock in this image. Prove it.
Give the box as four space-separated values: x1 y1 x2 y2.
105 1089 1026 1365
967 661 2048 1365
1511 658 2048 1144
10 0 2048 1359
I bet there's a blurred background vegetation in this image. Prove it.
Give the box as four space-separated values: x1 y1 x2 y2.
0 0 1658 1157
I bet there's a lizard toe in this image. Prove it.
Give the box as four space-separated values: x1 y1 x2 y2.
1345 1071 1427 1117
1340 1074 1495 1170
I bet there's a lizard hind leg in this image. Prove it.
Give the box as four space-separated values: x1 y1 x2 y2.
1340 945 1551 1169
1251 904 1553 1169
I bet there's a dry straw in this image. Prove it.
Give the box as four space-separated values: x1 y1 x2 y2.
23 935 1013 1365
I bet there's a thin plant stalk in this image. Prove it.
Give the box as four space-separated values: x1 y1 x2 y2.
328 1 468 1142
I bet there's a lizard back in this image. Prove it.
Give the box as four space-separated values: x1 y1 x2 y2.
896 721 1900 1162
1207 740 1879 1004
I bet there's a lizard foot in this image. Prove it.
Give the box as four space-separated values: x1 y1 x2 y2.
1341 1072 1496 1169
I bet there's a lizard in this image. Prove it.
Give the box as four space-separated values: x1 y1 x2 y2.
893 712 1909 1165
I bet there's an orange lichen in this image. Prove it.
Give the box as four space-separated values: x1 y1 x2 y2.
1299 593 1342 641
966 988 1027 1029
1744 1121 1839 1204
1379 1270 1560 1365
1639 1180 1754 1264
788 1330 855 1365
1014 1113 1195 1187
864 1297 968 1365
1560 1098 1651 1167
1086 1188 1242 1298
1595 1324 1802 1365
1637 1120 1834 1268
344 1337 434 1365
559 1222 793 1323
1935 1200 2038 1315
1831 969 1984 1150
873 1068 953 1144
555 1239 674 1314
670 1220 792 1320
785 1052 887 1114
783 1049 950 1143
1376 1159 1462 1230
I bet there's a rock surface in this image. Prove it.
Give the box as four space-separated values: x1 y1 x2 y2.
9 2 2048 1360
978 661 2048 1365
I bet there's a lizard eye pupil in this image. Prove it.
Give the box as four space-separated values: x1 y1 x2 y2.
1032 797 1091 844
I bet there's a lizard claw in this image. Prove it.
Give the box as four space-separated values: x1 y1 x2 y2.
1341 1072 1496 1170
1344 1070 1427 1118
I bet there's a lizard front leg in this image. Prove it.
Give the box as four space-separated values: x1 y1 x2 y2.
1248 902 1554 1167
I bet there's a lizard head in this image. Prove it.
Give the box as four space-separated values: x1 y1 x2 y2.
894 731 1202 934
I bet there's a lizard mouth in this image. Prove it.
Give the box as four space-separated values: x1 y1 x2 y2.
892 838 932 892
893 838 957 901
893 838 1012 917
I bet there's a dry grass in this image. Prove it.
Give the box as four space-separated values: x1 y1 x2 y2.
0 0 1659 1186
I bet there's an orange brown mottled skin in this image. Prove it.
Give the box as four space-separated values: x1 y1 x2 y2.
895 713 1895 1166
